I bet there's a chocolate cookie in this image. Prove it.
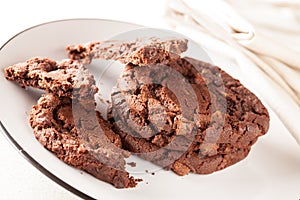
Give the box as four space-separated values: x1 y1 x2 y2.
5 57 97 99
5 36 270 186
5 57 139 188
30 93 137 188
108 56 269 175
109 115 251 175
66 37 188 66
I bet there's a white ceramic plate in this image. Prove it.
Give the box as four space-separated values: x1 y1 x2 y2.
0 19 300 200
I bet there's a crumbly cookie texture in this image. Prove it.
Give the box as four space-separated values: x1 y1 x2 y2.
5 37 269 185
108 56 269 176
5 57 98 99
5 57 139 188
66 37 188 66
30 93 137 188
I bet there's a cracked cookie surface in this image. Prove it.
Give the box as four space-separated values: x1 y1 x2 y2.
108 56 269 175
5 57 97 99
30 93 137 188
66 37 188 66
5 57 138 188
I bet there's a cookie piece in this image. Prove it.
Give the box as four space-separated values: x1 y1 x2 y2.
109 115 251 176
66 37 188 65
5 57 97 99
30 93 137 188
108 56 269 175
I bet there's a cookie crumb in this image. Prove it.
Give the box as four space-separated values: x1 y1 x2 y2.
135 178 143 182
127 162 136 167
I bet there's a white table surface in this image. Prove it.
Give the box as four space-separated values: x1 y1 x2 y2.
0 1 298 200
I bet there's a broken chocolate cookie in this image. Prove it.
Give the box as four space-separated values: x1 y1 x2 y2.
30 93 137 188
66 37 188 66
5 57 97 99
108 56 269 175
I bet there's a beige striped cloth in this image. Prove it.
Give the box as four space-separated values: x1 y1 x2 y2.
165 0 300 145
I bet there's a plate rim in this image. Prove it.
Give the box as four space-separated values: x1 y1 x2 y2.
0 18 143 200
